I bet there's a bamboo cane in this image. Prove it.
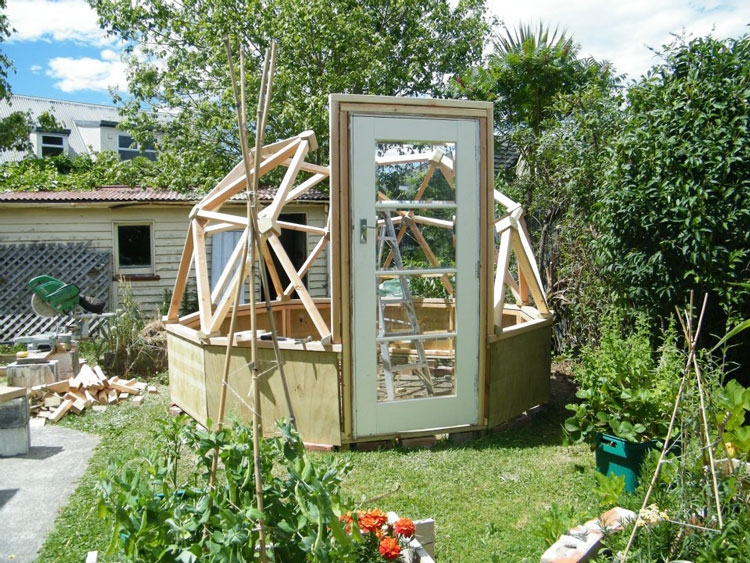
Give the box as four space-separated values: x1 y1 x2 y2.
621 294 710 561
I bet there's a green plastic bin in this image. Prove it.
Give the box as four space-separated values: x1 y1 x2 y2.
595 433 658 493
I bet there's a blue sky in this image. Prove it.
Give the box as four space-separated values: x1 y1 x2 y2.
3 0 750 107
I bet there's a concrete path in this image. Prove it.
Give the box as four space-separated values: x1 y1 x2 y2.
0 422 100 562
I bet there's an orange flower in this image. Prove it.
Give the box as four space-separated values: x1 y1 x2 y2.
394 517 415 538
339 511 354 533
358 508 388 534
379 536 401 560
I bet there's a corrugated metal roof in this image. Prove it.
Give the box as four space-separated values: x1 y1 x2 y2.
0 95 123 163
0 185 328 203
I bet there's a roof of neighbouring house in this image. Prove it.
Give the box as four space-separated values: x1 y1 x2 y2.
0 94 129 163
0 185 328 204
494 137 520 173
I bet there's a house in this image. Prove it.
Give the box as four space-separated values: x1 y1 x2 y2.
0 186 329 340
0 94 156 163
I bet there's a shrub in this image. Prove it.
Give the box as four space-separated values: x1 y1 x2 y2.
564 315 684 443
594 34 750 330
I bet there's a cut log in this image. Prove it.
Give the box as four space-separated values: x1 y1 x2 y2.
107 389 118 404
147 386 158 394
132 395 145 406
110 381 139 395
70 398 86 414
44 395 62 408
49 399 73 422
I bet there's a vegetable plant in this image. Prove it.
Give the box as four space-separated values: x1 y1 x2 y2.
564 314 683 444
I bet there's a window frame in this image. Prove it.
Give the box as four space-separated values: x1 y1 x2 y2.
38 133 67 158
118 133 157 161
113 222 155 276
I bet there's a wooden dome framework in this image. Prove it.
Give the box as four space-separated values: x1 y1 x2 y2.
165 95 553 446
165 130 333 342
166 131 549 342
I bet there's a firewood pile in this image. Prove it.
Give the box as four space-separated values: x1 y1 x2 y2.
28 364 157 423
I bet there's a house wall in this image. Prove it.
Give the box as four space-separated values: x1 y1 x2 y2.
0 201 329 318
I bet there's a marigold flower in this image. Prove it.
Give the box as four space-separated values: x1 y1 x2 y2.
394 517 415 538
359 508 388 533
379 536 401 560
339 511 354 533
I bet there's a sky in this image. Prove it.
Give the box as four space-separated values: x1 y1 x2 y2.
2 0 749 106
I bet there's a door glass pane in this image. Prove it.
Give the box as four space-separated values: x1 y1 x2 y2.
374 141 458 402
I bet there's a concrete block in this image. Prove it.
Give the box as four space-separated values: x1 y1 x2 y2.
7 360 59 387
0 396 29 429
0 396 30 456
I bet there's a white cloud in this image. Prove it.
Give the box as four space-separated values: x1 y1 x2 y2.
486 0 750 78
30 64 42 73
6 0 113 47
46 50 127 93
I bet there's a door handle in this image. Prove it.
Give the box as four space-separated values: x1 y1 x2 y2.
359 219 378 243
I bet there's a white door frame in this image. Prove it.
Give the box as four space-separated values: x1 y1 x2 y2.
350 115 481 437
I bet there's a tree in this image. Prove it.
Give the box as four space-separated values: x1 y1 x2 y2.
456 23 620 350
594 34 750 355
89 0 492 190
0 0 12 100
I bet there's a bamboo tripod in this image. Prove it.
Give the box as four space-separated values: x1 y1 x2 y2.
621 293 723 561
205 39 297 562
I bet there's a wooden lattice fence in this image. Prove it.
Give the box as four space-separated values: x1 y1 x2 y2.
0 242 111 341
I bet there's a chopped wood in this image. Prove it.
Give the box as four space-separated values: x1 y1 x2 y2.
70 397 86 414
110 381 139 395
49 399 73 422
24 365 150 423
44 395 62 408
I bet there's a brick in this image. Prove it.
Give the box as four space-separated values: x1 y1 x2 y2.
400 436 437 449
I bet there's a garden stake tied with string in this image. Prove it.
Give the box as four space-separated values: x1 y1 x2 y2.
621 293 724 562
205 37 296 562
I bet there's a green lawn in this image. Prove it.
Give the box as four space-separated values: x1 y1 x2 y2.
36 379 598 562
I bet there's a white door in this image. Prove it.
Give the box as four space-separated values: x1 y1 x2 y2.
351 115 481 437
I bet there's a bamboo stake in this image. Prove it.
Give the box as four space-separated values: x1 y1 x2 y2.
621 294 710 561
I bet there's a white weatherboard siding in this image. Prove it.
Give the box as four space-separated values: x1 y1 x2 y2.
0 202 329 318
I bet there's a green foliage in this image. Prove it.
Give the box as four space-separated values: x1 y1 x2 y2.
456 22 622 351
0 151 162 191
95 282 165 377
98 416 359 562
564 315 684 443
37 110 64 132
88 0 492 191
533 503 585 547
0 110 32 152
594 34 750 325
593 472 626 509
0 0 12 100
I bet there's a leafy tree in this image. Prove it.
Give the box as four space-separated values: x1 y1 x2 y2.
89 0 492 191
0 152 162 191
0 110 32 152
457 23 620 350
0 0 34 154
0 0 11 100
594 34 750 337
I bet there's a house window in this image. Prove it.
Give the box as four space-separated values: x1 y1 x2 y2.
118 134 157 161
40 134 65 157
115 223 154 275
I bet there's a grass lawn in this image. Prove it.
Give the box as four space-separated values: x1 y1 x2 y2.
36 375 598 562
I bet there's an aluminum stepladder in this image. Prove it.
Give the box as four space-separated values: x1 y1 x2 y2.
376 210 435 400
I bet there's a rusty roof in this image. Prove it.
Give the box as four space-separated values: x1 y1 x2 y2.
0 185 328 203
